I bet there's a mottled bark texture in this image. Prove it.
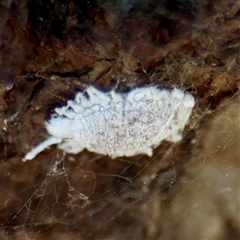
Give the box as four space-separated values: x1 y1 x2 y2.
0 0 239 239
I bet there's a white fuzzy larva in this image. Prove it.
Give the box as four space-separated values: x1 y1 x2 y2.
23 86 195 161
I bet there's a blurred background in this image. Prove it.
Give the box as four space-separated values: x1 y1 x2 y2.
0 0 239 239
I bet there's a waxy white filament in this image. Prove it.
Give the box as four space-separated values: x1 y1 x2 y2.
23 86 195 161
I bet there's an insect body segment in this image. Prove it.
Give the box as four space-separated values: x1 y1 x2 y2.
23 86 195 161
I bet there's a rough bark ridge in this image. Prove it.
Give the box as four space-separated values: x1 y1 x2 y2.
0 0 239 239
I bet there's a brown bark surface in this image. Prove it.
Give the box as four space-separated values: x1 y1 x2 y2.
0 0 239 239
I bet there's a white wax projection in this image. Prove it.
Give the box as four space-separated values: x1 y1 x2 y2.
23 86 195 161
